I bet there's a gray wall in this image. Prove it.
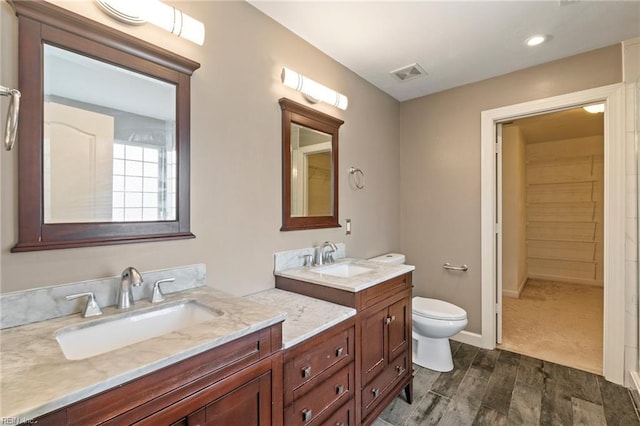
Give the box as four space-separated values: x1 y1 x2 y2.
0 0 401 294
400 45 622 334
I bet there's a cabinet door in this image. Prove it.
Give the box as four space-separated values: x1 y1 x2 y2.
361 305 388 386
189 372 272 426
387 298 409 362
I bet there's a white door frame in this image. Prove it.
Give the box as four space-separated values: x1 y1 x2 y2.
480 83 626 384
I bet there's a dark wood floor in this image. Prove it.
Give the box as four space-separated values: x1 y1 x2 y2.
375 342 640 425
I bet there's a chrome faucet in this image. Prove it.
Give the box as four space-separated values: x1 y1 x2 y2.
116 267 144 309
316 241 338 266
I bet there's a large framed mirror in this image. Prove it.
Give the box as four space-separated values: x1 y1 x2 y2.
279 98 343 231
10 0 200 251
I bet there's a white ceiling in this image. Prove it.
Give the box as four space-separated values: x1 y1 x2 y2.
248 1 640 102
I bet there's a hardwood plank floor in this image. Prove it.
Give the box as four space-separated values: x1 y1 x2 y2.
375 343 639 426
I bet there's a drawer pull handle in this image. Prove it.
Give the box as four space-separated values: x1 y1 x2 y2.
372 388 380 398
302 366 312 378
336 347 344 357
396 365 406 375
336 384 344 395
302 409 313 422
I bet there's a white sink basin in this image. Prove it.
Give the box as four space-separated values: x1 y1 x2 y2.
56 300 220 360
311 262 375 278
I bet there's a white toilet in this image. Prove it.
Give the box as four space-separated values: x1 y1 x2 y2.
369 253 468 372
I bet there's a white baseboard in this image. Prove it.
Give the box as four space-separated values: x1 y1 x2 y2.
528 273 603 287
451 330 483 348
631 371 640 393
502 289 520 298
518 275 528 295
503 276 529 299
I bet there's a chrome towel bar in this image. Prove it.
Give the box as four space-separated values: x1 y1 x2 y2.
443 262 468 272
0 85 21 151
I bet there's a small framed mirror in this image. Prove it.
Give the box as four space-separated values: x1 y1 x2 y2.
11 0 200 251
279 98 343 231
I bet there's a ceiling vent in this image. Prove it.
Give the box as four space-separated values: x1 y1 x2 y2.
390 63 427 82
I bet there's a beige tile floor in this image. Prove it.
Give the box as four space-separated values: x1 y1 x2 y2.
498 278 603 374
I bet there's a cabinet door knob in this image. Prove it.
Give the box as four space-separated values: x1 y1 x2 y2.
336 423 345 426
384 317 392 325
390 315 396 322
301 366 312 378
335 347 344 357
336 384 344 395
396 365 406 375
372 388 380 398
302 409 313 422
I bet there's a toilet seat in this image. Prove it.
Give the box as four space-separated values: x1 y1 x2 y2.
413 297 466 321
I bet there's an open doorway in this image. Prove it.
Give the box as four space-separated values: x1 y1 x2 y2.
480 83 625 384
497 106 604 374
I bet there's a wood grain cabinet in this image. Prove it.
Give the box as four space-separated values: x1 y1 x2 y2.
34 325 283 426
282 318 356 426
277 272 413 426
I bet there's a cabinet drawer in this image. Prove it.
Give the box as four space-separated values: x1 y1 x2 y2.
284 326 354 393
361 274 411 308
322 397 355 426
285 363 354 426
361 351 409 418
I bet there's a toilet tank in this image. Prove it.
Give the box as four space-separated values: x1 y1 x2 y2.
368 253 406 264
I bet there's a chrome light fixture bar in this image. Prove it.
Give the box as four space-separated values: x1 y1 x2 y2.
96 0 205 46
281 67 348 110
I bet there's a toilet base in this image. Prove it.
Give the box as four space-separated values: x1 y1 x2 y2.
413 335 454 372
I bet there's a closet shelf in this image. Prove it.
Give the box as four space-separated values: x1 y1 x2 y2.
526 237 599 243
527 255 596 263
527 178 599 186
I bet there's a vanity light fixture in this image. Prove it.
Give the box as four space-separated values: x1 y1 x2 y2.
525 34 547 47
281 67 348 110
96 0 205 45
583 103 605 113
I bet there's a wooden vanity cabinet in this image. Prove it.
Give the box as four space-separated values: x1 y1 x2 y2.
33 324 283 426
276 272 413 426
282 317 356 426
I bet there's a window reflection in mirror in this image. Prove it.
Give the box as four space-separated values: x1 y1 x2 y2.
43 44 177 223
290 123 333 217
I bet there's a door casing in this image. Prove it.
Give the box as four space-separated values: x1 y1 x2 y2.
480 83 626 384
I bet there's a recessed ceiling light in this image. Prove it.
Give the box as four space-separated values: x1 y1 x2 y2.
583 103 605 114
525 35 547 47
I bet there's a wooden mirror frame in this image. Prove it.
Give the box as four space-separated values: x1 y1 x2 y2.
279 98 343 231
10 0 200 252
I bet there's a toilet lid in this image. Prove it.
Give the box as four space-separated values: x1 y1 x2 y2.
413 297 467 320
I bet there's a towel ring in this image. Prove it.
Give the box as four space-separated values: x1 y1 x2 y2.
349 167 365 190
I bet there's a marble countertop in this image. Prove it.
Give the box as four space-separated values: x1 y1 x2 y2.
0 287 286 421
275 257 415 292
245 289 356 349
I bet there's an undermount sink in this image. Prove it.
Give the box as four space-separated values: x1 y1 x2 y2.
56 300 221 360
311 262 375 278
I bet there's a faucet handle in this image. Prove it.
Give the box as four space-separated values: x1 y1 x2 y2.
300 254 314 267
149 278 175 303
66 292 103 318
